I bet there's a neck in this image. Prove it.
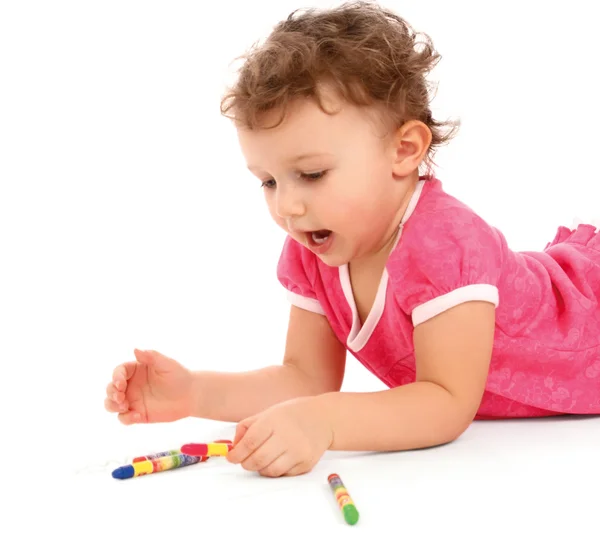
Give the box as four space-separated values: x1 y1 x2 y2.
377 173 420 255
350 172 420 268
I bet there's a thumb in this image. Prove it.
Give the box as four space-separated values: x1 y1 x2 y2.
233 415 257 447
227 421 251 463
133 348 148 363
134 348 179 369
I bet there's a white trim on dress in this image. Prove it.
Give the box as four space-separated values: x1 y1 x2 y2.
412 284 499 326
285 290 325 315
339 179 426 352
281 178 499 349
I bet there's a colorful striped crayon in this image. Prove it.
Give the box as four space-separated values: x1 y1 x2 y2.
132 449 208 463
180 442 233 457
112 453 200 479
328 473 359 525
132 449 179 463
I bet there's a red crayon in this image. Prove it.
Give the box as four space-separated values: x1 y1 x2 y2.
181 442 233 457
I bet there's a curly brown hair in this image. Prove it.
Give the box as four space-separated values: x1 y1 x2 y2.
220 1 460 174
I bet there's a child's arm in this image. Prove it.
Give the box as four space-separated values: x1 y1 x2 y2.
190 305 347 422
321 300 495 451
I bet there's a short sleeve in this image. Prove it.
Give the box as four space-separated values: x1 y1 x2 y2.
276 235 325 315
387 207 503 326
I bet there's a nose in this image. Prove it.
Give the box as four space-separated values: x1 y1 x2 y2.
274 183 306 219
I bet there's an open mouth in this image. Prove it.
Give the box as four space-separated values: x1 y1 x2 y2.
305 229 334 253
308 229 332 245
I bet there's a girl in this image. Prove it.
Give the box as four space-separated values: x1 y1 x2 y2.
104 1 600 477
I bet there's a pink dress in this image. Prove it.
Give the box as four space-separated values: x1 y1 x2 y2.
276 177 600 418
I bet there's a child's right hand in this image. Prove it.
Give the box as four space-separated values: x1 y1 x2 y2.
104 348 194 425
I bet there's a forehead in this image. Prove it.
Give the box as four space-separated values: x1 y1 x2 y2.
237 96 339 148
236 94 385 164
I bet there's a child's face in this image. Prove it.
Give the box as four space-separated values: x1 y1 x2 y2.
237 90 416 267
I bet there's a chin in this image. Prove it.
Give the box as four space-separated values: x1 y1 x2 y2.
315 251 351 268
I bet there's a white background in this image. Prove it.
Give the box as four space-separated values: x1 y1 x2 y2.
2 0 600 552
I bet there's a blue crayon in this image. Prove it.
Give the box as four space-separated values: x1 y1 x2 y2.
112 453 200 479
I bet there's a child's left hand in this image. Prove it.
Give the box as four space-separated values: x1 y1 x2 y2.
226 396 333 477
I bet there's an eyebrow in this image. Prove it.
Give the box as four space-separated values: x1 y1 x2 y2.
247 152 332 172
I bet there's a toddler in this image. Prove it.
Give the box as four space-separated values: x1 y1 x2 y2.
104 1 600 477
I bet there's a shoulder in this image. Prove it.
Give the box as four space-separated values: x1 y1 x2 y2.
277 235 324 314
391 177 505 271
387 178 505 324
277 234 319 283
407 178 503 245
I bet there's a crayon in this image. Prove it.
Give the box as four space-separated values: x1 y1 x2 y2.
328 473 359 525
112 453 200 479
132 449 208 463
180 442 233 457
132 449 179 463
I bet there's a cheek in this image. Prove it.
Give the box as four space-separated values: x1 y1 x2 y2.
333 197 364 219
328 179 380 221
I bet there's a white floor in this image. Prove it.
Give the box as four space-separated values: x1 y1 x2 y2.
14 413 600 554
4 2 600 553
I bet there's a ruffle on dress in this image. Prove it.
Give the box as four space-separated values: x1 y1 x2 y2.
545 222 600 251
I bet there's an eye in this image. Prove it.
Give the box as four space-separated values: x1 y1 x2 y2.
261 179 276 189
300 170 327 181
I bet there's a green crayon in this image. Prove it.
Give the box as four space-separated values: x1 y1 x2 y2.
328 473 359 525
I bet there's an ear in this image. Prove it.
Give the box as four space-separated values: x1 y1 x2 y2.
389 120 432 178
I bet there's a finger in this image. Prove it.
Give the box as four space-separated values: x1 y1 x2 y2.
105 383 127 405
240 439 286 472
113 378 127 392
106 382 116 398
232 415 258 447
255 451 295 478
112 362 136 388
283 462 311 477
104 397 118 413
114 390 126 404
104 397 129 413
227 421 273 464
117 411 143 425
232 425 246 447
